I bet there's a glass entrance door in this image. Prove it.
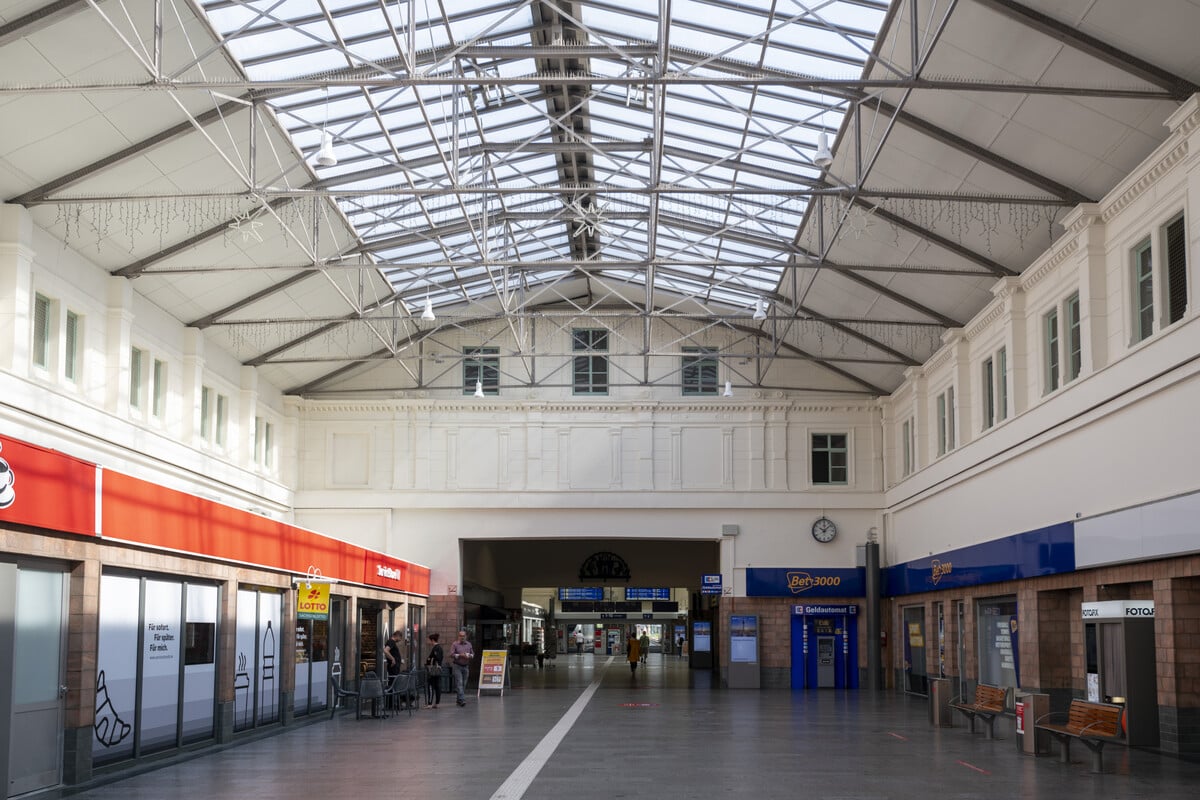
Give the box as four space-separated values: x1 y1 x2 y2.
8 568 67 797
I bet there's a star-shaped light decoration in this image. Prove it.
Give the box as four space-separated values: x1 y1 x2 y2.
227 212 265 244
565 198 607 239
847 204 876 240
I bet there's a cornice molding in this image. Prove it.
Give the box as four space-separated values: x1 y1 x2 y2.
295 397 877 416
1020 237 1079 292
965 301 1006 341
1102 140 1189 223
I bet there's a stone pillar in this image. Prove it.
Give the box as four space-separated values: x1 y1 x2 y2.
1155 575 1200 756
215 578 239 743
62 559 100 785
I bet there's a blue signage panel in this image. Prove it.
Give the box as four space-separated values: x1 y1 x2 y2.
745 567 865 598
624 587 670 600
884 521 1075 596
700 574 723 595
792 604 858 616
558 587 604 601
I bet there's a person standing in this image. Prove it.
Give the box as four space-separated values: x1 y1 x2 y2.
639 631 650 664
626 632 640 675
424 632 444 709
575 628 584 655
449 628 475 707
678 635 685 658
383 630 408 710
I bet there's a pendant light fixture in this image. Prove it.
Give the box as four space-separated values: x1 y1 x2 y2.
474 380 485 398
723 380 733 397
753 297 768 321
421 296 436 321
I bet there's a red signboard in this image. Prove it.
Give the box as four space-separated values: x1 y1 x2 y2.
363 551 430 595
0 435 97 536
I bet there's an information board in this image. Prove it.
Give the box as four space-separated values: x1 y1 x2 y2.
729 615 758 663
693 621 712 652
558 587 604 601
624 587 670 600
478 650 508 696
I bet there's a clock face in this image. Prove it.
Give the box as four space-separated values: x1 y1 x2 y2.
811 516 837 543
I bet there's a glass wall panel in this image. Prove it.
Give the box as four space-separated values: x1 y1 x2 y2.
94 575 140 765
140 580 182 753
258 592 281 724
234 589 258 731
182 584 217 743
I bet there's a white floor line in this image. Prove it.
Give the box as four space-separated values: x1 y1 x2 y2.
488 656 615 800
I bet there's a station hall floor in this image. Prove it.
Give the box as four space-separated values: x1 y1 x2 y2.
60 653 1200 800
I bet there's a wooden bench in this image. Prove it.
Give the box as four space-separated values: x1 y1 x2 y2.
949 683 1007 738
1035 700 1124 773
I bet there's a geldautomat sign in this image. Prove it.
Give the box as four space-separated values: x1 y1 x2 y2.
746 567 865 598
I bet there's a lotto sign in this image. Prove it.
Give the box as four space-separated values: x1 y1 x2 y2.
297 582 331 621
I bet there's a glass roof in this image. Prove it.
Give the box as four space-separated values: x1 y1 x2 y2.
200 0 890 316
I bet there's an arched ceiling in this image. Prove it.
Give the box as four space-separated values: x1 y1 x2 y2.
2 0 1197 398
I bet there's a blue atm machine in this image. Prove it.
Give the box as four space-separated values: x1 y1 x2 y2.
790 604 859 690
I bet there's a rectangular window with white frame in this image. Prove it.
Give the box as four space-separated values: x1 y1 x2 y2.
1131 237 1154 344
129 346 145 412
901 418 914 477
463 347 500 395
1163 214 1187 327
64 310 81 383
1043 308 1060 394
215 394 228 448
981 356 995 430
572 329 609 395
200 385 229 447
1065 292 1082 383
936 386 955 456
200 386 212 440
254 416 274 469
681 346 718 396
32 293 52 369
811 433 848 485
152 359 167 419
996 346 1008 422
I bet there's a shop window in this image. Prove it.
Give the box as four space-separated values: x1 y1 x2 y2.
234 588 282 731
976 597 1018 691
185 622 216 666
463 346 500 395
681 346 718 395
572 329 609 395
811 433 848 485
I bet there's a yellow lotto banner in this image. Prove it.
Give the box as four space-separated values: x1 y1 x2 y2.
297 581 331 621
479 649 508 695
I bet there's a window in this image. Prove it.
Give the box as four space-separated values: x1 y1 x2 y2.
254 416 274 468
811 433 848 485
463 347 499 395
64 311 80 382
129 346 145 411
1065 293 1082 383
681 347 718 395
572 329 608 395
200 386 228 446
936 387 955 456
152 359 167 418
981 356 995 430
32 293 51 368
215 394 228 448
1132 238 1154 343
901 418 914 477
200 386 212 440
1164 215 1187 326
996 347 1008 422
1043 308 1059 394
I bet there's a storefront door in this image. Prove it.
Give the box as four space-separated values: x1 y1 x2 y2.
8 567 67 797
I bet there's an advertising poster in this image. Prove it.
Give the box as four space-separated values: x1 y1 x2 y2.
729 615 758 663
140 580 182 753
479 649 508 695
693 621 712 653
94 575 139 765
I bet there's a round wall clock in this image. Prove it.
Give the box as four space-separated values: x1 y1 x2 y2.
811 516 837 543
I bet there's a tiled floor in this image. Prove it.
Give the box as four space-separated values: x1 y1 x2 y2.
60 654 1200 800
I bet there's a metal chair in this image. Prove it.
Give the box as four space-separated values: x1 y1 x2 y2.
359 671 384 719
328 673 361 719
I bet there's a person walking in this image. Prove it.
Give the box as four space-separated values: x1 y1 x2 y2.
574 628 584 655
424 632 444 708
639 631 650 664
449 628 475 707
626 632 640 675
678 635 685 658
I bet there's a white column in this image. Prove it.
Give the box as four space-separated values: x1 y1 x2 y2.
104 277 134 416
0 205 35 376
239 365 259 465
181 328 206 443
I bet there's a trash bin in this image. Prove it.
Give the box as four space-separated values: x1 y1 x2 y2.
930 677 953 727
1015 692 1050 755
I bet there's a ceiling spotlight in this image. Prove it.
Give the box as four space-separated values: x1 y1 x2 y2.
474 380 485 398
421 296 436 321
316 130 337 167
813 131 833 168
753 297 768 321
723 380 733 397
